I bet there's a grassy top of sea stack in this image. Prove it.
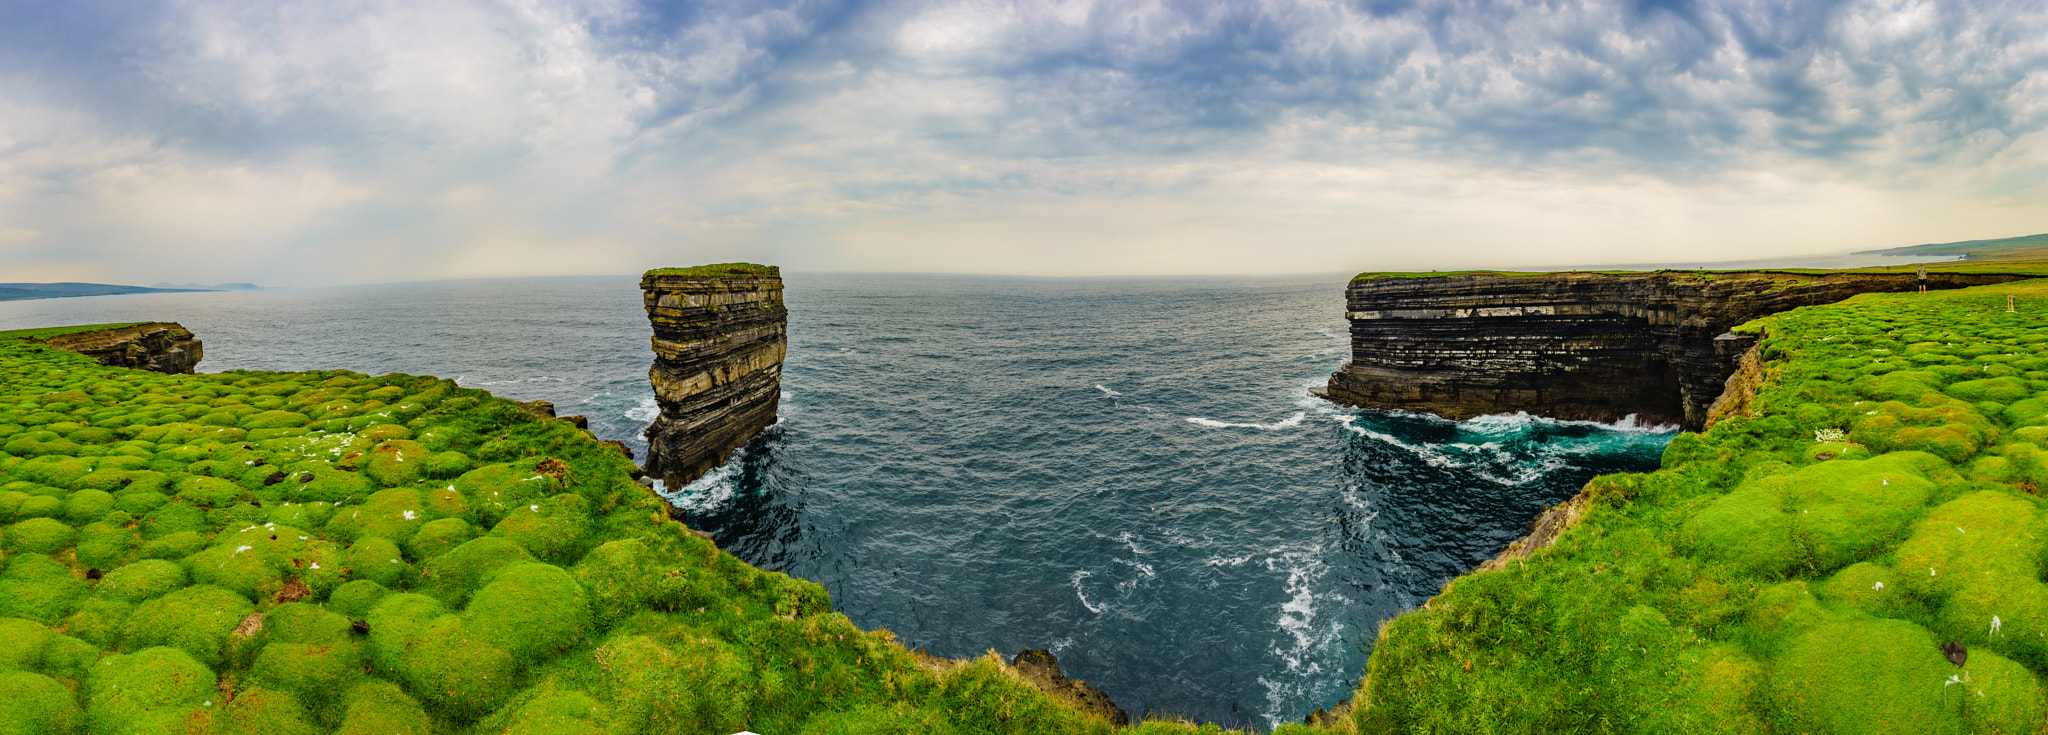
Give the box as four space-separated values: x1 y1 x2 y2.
642 263 780 278
0 324 1166 735
1344 277 2048 732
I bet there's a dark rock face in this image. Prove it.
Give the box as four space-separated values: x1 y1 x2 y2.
44 322 202 374
641 268 787 492
1323 271 2027 430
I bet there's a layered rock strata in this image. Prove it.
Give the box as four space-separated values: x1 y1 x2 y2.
1324 270 2026 430
42 322 202 373
641 266 787 493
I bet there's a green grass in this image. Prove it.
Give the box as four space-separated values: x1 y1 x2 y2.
0 326 1223 735
1340 277 2048 732
1353 262 2048 281
642 263 779 278
0 323 149 340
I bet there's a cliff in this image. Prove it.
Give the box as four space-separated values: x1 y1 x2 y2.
640 264 788 493
37 321 202 373
1322 270 2027 430
1344 275 2048 733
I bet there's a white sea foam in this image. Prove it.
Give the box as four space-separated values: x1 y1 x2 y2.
473 375 569 386
1256 546 1347 728
659 460 739 513
1205 554 1253 567
1340 485 1377 514
1463 410 1679 435
625 397 659 423
1117 531 1147 555
1187 412 1306 431
1071 571 1102 614
1095 384 1122 397
1342 418 1468 468
1475 456 1570 486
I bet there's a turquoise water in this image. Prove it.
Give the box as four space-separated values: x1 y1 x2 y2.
0 273 1674 728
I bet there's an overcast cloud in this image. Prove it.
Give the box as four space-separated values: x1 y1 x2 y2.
2 0 2045 285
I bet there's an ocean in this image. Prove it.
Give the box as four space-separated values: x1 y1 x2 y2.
0 273 1674 728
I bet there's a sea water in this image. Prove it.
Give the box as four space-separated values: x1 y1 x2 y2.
0 273 1674 728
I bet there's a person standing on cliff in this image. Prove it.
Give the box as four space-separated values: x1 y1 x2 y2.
1918 265 1928 294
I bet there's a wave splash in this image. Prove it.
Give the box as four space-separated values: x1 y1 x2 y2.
624 397 659 423
1459 410 1681 435
1186 412 1307 431
1338 410 1673 486
654 459 740 513
1252 545 1347 729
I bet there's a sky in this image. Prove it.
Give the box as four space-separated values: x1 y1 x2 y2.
2 0 2045 286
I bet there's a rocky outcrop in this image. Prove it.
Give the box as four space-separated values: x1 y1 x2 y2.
1704 337 1768 429
910 648 1129 727
640 265 787 493
1011 649 1129 727
1322 270 2027 430
516 400 636 466
1471 490 1593 575
41 322 202 373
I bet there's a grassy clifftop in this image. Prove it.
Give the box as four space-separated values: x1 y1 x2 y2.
0 324 1178 735
643 263 779 278
1348 278 2048 732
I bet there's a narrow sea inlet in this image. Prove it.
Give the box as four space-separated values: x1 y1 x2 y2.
0 273 1673 727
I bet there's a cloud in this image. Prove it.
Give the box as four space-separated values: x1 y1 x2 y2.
0 0 2044 286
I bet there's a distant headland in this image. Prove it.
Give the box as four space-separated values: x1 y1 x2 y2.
0 282 279 302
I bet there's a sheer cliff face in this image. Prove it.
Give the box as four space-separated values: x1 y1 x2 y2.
45 322 202 374
1323 270 2026 430
641 269 787 492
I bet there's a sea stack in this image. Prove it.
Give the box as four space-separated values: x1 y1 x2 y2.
640 264 787 491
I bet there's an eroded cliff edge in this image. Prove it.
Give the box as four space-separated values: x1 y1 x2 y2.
36 321 202 374
1322 270 2027 430
640 264 788 493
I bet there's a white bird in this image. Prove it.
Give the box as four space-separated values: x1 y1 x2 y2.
1873 582 1885 591
1993 616 2003 635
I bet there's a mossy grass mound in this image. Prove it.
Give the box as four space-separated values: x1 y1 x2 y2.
0 670 84 735
0 325 1134 734
1351 277 2048 732
86 646 216 734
